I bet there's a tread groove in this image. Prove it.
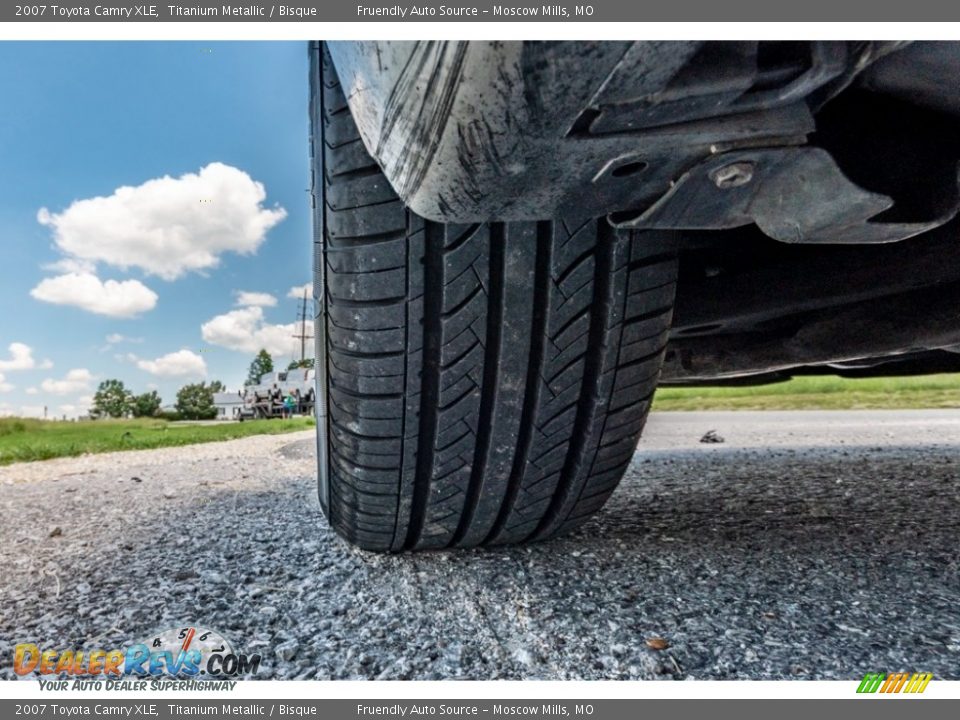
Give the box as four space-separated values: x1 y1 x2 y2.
528 219 615 542
404 221 445 551
451 223 504 547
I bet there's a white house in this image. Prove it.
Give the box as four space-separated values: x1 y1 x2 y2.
212 391 245 420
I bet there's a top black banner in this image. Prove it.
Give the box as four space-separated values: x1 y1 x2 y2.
5 1 960 22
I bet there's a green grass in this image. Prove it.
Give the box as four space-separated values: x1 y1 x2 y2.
652 373 960 411
0 417 315 466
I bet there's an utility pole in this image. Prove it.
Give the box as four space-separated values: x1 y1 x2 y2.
292 288 314 365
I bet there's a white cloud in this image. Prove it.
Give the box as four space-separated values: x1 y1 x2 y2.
37 162 287 281
102 333 144 350
31 272 158 318
0 343 33 371
0 342 51 372
0 373 12 393
43 257 97 275
235 291 278 308
40 368 93 396
287 283 312 300
25 387 38 395
135 350 207 378
17 405 46 419
201 306 297 357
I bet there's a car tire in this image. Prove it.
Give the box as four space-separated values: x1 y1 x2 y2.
313 45 679 551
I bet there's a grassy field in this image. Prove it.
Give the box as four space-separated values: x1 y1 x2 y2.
0 417 315 466
653 373 960 411
1 374 956 465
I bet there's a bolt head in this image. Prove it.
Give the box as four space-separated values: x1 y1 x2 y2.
711 161 755 189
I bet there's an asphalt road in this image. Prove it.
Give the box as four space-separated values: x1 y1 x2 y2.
1 410 958 680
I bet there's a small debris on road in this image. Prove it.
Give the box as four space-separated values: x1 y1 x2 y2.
646 637 670 651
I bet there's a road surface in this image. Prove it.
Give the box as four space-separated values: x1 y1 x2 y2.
1 410 958 680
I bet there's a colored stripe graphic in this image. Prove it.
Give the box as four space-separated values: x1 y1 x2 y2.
905 673 933 693
857 673 885 693
857 672 932 694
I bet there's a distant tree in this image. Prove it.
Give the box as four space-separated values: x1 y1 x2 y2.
175 382 218 420
131 390 162 418
245 349 274 386
287 358 315 370
92 379 133 419
209 380 226 393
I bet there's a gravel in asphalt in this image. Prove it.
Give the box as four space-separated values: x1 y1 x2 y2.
1 410 958 680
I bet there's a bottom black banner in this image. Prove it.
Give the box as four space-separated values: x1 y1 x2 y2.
2 699 958 720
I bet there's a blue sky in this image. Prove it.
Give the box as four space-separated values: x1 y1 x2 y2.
0 41 311 417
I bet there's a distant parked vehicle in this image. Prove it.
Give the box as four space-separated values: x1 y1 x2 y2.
238 370 316 420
